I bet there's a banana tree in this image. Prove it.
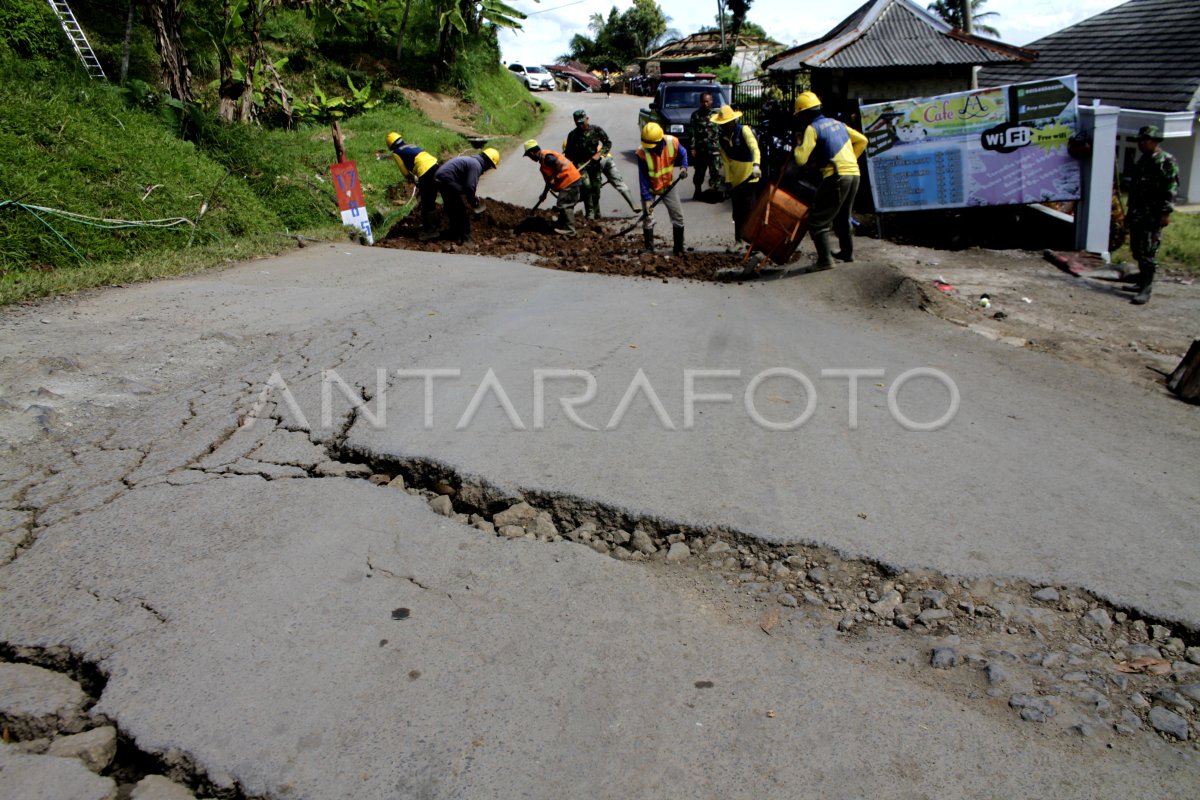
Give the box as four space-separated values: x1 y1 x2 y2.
294 77 381 163
436 0 531 73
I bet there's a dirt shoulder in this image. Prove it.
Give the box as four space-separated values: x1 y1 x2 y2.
861 237 1198 396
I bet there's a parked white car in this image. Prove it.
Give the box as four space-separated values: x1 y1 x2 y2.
508 63 555 91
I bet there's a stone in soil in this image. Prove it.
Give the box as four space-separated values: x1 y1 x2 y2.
1148 706 1190 740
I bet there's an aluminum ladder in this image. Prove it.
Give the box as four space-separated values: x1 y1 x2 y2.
46 0 106 79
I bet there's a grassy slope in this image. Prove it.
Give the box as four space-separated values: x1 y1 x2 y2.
0 48 544 304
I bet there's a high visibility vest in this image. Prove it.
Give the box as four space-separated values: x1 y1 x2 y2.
539 151 581 191
391 145 438 179
636 136 679 195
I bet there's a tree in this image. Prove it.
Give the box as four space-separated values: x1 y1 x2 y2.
700 13 767 40
436 0 528 74
143 0 194 102
927 0 1000 38
726 0 752 39
559 0 671 66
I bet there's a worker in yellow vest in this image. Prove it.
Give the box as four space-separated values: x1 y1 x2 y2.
636 122 689 255
710 105 762 250
386 132 440 241
792 91 867 269
524 140 583 236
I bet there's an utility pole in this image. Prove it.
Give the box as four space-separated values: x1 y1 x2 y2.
962 0 977 89
717 0 726 49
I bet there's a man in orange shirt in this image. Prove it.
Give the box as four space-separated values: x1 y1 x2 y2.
524 140 583 236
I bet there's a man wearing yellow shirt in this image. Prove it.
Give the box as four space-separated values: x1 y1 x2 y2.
792 92 868 269
386 132 441 241
711 104 762 250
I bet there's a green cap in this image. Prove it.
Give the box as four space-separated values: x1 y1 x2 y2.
1137 125 1163 141
573 109 587 122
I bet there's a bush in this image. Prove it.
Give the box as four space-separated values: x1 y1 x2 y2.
0 0 70 63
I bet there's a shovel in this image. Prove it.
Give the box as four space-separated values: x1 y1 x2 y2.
610 173 684 239
523 191 553 222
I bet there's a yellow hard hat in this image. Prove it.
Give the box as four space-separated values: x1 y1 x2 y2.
386 131 403 147
641 122 664 149
709 105 743 126
523 139 540 154
483 147 500 167
794 91 821 114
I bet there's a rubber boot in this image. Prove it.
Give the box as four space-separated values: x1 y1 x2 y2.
642 229 655 253
833 236 854 262
673 226 685 256
810 231 834 270
555 207 576 236
1131 262 1155 305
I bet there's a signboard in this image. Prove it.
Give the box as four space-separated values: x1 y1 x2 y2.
330 160 374 244
860 76 1080 212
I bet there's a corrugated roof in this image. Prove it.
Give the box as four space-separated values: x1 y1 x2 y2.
979 0 1200 113
765 0 1033 72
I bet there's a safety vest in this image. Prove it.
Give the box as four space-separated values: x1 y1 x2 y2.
391 145 438 179
636 136 679 195
809 116 850 171
721 124 755 163
539 151 581 191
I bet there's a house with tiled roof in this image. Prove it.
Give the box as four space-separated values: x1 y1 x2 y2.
979 0 1200 202
762 0 1034 117
643 32 782 82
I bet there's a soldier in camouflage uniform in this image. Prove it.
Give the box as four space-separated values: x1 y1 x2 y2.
1126 125 1178 305
563 109 637 219
689 92 724 200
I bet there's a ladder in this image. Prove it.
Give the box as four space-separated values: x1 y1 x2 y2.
46 1 106 80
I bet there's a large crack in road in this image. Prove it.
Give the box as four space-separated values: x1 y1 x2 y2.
2 244 1198 798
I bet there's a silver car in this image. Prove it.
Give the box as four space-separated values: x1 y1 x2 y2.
508 63 555 91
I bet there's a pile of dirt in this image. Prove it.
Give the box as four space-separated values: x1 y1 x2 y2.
377 198 750 281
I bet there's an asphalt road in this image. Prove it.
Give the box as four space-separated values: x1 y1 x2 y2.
0 90 1197 799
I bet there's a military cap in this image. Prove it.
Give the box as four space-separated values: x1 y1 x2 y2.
1137 126 1164 142
573 109 588 122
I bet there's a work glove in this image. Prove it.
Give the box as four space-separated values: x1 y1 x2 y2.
751 164 762 181
679 168 689 180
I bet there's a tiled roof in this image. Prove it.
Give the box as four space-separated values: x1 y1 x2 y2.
764 0 1033 71
978 0 1200 112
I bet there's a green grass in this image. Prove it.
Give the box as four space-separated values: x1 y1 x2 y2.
1112 205 1200 275
0 50 547 304
461 68 550 140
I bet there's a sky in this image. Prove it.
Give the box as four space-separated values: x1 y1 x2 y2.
498 0 1130 67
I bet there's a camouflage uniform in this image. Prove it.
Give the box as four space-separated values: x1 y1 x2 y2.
689 106 724 196
563 118 636 218
1126 127 1178 304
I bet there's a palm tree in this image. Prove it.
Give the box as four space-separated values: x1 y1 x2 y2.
927 0 1000 38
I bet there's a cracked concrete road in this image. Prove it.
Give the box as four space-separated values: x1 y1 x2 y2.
1 92 1198 798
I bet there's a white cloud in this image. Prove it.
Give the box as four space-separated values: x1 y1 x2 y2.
499 0 1130 66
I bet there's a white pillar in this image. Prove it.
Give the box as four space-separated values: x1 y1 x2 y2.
1076 104 1120 257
